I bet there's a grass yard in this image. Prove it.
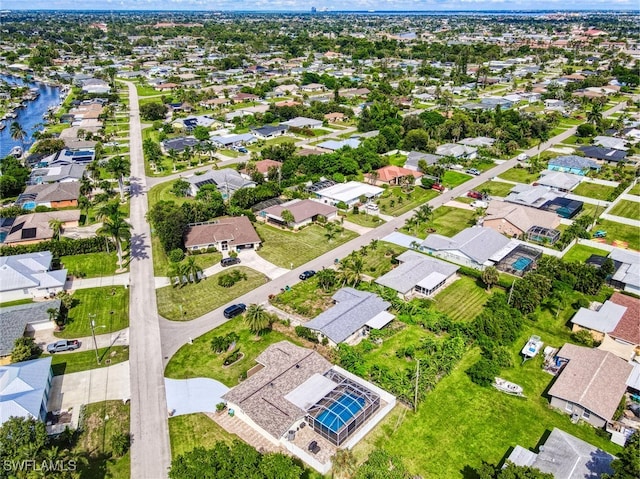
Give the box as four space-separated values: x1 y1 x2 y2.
628 183 640 196
156 267 268 321
387 153 407 166
609 199 640 221
595 219 640 250
563 244 609 263
441 170 472 188
152 241 222 277
498 166 541 184
218 149 240 158
404 206 477 239
74 400 130 479
475 181 514 198
49 346 129 376
169 413 240 460
56 287 129 338
377 187 439 216
572 182 618 201
434 275 500 322
344 211 386 228
147 179 192 209
255 223 357 268
271 276 336 318
164 315 300 385
135 83 162 97
60 252 118 278
0 298 33 308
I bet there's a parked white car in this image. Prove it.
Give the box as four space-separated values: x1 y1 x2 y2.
471 200 488 209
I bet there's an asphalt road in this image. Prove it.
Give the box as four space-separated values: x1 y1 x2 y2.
124 81 172 479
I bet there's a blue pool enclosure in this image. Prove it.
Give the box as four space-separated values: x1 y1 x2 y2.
512 257 533 272
307 370 380 446
495 244 542 277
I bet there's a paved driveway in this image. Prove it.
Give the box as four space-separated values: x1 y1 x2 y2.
165 378 229 416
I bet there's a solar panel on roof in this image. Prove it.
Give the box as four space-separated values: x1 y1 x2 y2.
21 228 37 239
9 222 25 234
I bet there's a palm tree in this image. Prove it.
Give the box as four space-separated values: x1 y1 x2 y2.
337 254 364 286
97 213 132 270
106 156 130 203
332 448 357 479
96 200 121 222
10 121 27 149
324 223 338 242
587 103 603 127
182 256 203 282
244 304 271 335
48 218 64 241
481 266 499 292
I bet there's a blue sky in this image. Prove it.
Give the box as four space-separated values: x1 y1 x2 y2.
2 0 638 11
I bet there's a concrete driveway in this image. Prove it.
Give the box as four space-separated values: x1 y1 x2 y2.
32 327 129 354
165 377 229 416
47 361 130 427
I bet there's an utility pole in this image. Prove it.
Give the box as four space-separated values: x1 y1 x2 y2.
89 314 100 365
508 279 515 305
414 359 420 413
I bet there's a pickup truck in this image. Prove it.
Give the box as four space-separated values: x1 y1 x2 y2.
47 340 80 353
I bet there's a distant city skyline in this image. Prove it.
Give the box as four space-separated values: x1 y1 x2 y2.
2 0 638 12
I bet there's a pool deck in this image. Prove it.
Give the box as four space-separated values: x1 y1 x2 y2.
290 422 336 466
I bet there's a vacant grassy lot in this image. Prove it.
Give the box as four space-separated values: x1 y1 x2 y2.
57 287 129 338
344 211 385 228
271 276 336 318
169 413 239 460
74 400 130 479
609 199 640 221
404 206 477 239
434 276 500 322
596 219 640 250
377 187 439 216
628 183 640 196
498 166 540 184
165 316 301 385
572 182 618 201
563 244 609 263
441 170 472 188
255 223 357 268
60 252 118 278
475 181 514 197
147 180 191 209
49 346 129 376
157 267 268 321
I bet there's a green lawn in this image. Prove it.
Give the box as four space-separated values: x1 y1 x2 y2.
60 252 118 278
56 287 129 339
609 199 640 221
153 244 222 278
475 181 514 198
596 219 640 250
48 346 129 376
165 316 300 386
135 83 162 97
270 276 336 318
387 153 407 166
255 223 357 268
563 244 609 263
498 166 541 184
377 187 439 216
344 211 386 228
218 149 240 158
74 400 130 479
403 206 477 239
0 298 33 308
156 267 268 321
434 276 500 322
169 413 240 460
147 180 191 209
441 170 472 188
628 183 640 196
572 182 618 201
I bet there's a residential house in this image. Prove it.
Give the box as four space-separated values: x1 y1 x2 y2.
0 357 53 426
375 250 459 298
505 184 561 209
199 97 231 109
209 133 257 149
154 82 179 91
314 181 383 208
404 151 442 171
544 99 566 111
483 201 560 238
258 199 338 229
366 165 423 186
28 163 86 185
458 137 495 148
0 252 68 302
300 83 325 92
282 117 323 129
608 249 640 295
579 146 627 164
161 137 200 154
240 159 282 180
221 341 395 474
38 148 95 166
0 300 61 358
172 115 219 132
3 210 81 246
274 84 299 96
81 78 111 94
304 288 394 346
506 428 614 479
548 343 633 428
250 124 289 139
16 182 80 209
548 155 601 175
315 138 360 151
536 171 582 193
231 92 259 103
435 143 477 159
183 216 261 253
324 112 345 122
593 136 628 151
420 226 512 270
185 168 255 198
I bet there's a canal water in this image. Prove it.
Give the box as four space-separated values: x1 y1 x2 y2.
0 74 62 158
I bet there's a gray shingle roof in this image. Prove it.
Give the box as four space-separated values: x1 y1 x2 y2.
304 288 391 344
0 252 67 294
549 155 600 171
420 227 511 264
375 250 459 294
186 168 255 193
0 300 60 356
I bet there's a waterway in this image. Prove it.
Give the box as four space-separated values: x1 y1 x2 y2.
0 74 62 158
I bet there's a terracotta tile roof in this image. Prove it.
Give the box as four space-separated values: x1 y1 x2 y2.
371 165 422 183
4 210 81 245
183 216 260 248
252 159 282 175
609 292 640 345
549 344 633 422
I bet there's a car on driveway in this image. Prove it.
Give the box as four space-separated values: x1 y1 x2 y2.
47 340 80 353
299 270 316 280
223 303 246 319
220 257 241 267
466 168 481 176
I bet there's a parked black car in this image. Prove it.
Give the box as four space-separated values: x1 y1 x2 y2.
223 303 246 319
220 257 241 267
299 270 316 280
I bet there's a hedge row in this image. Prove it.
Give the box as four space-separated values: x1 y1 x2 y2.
0 237 115 257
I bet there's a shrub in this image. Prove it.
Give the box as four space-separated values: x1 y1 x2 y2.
211 332 240 353
218 274 236 288
466 357 499 387
0 237 114 257
294 325 319 343
111 432 131 457
168 249 185 263
571 329 596 347
223 348 242 366
216 402 226 413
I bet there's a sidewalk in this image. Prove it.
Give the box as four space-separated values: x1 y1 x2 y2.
65 273 129 290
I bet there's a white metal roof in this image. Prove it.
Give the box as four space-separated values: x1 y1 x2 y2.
284 373 337 411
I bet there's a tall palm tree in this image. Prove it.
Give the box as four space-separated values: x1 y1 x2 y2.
97 213 132 270
587 103 603 126
182 256 203 282
96 200 121 222
48 218 64 241
106 156 130 203
10 121 27 149
244 304 271 335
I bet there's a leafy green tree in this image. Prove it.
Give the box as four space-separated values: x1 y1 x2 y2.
244 304 272 335
0 416 48 466
140 102 168 121
192 126 210 141
111 432 131 457
171 179 191 197
466 357 499 387
259 453 303 479
0 156 30 197
48 218 64 241
353 449 409 479
316 268 337 292
10 337 42 363
182 256 203 282
148 201 187 253
281 209 295 226
604 431 640 479
476 461 553 479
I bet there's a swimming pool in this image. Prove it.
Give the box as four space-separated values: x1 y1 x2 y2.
314 393 365 433
512 257 532 271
